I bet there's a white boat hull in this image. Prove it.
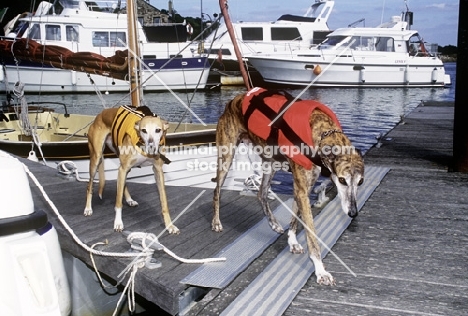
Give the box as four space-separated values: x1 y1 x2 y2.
3 63 210 93
248 54 449 87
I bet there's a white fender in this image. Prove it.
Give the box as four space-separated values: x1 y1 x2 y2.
431 67 438 83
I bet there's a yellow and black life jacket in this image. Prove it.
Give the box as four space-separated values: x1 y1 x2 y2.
110 105 168 161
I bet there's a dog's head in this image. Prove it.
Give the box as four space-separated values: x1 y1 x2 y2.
135 116 169 155
321 148 364 218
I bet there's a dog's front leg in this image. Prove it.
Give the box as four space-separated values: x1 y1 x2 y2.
114 163 131 232
258 166 283 233
291 164 335 286
153 159 179 234
288 200 304 254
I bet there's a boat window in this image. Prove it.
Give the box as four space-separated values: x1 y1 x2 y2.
312 31 332 45
92 31 126 47
27 24 41 40
241 27 263 41
93 32 109 47
110 32 126 47
349 36 374 50
408 33 430 56
374 37 394 52
66 25 79 42
319 36 347 48
271 28 302 41
46 25 61 41
204 48 231 55
11 21 29 38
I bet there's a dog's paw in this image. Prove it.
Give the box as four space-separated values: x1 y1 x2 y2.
167 225 180 235
114 218 124 232
212 222 223 232
84 208 93 216
289 244 305 254
316 271 336 286
287 230 304 253
269 220 284 234
126 199 139 207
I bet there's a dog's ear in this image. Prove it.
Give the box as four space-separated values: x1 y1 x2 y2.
319 151 336 174
134 120 141 131
162 120 169 131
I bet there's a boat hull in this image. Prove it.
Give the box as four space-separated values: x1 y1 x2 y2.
0 111 216 159
248 54 449 88
1 57 210 93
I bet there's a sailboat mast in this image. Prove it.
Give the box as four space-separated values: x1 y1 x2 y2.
218 0 252 90
126 0 142 106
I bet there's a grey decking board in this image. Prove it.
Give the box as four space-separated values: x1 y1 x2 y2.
284 104 468 316
21 157 288 315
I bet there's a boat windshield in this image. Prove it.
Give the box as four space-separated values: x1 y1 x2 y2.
318 36 347 49
408 33 432 56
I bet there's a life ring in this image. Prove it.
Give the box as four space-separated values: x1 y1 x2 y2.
186 23 193 35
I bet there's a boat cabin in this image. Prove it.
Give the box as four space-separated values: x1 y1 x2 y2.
201 0 335 59
317 16 435 56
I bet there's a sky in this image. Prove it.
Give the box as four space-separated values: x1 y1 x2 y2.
150 0 460 46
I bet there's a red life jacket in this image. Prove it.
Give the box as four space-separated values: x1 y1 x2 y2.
242 87 341 170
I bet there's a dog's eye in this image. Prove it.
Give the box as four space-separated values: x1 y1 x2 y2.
141 128 147 134
155 128 161 133
338 177 347 186
358 178 364 186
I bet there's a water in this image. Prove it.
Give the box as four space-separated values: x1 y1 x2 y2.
15 63 457 194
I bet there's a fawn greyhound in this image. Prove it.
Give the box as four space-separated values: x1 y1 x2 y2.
84 105 179 234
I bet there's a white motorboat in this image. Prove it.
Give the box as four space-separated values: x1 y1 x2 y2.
248 9 451 88
0 0 210 93
198 0 334 75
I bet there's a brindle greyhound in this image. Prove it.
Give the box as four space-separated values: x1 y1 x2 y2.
212 88 364 285
84 106 179 234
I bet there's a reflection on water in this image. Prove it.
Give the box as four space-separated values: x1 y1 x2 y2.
13 63 456 194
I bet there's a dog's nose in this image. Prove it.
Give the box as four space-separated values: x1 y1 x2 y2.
348 210 358 218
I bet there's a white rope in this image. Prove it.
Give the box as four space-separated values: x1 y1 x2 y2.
12 81 47 164
17 155 226 263
5 152 226 313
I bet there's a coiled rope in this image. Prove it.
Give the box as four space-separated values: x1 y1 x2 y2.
12 81 47 164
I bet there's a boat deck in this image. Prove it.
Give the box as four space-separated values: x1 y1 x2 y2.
18 101 468 315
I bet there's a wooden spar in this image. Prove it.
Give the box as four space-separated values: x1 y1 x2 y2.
126 0 143 106
218 0 252 91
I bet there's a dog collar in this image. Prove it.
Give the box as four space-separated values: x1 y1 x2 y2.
320 129 343 141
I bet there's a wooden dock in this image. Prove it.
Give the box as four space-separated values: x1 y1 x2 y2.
18 100 468 315
283 101 468 315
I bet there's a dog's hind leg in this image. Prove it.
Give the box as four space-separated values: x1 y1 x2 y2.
122 184 138 207
84 125 107 217
153 158 179 234
287 201 304 254
258 166 283 233
212 125 240 232
291 163 335 285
